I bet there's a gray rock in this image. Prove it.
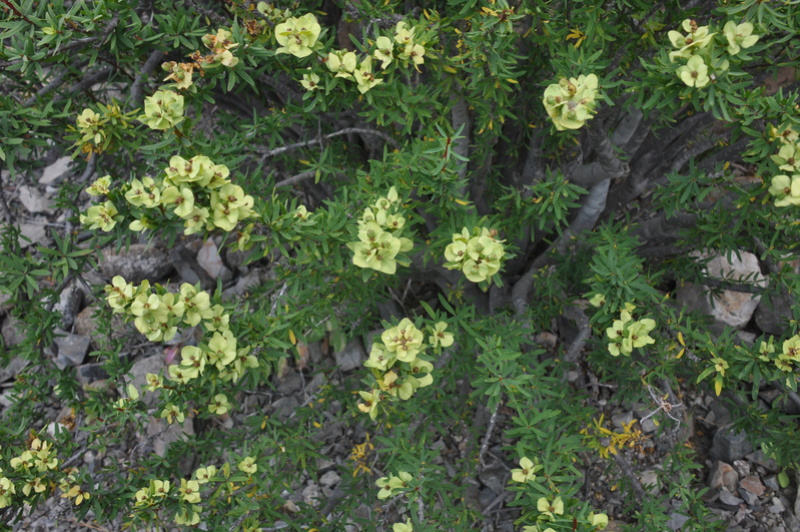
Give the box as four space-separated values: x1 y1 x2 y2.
611 411 634 430
666 512 690 531
18 185 53 213
334 338 365 372
756 290 796 336
196 240 232 281
146 416 195 458
719 488 744 506
302 484 322 508
18 222 47 248
53 333 91 369
39 156 73 185
478 461 506 496
711 428 753 463
784 510 800 532
709 461 739 492
277 370 304 395
639 470 659 495
125 355 166 407
640 417 659 434
55 281 84 329
100 244 173 283
764 476 781 492
1 315 27 346
771 497 786 514
738 487 759 505
319 471 340 488
76 362 110 385
272 396 299 420
0 356 29 383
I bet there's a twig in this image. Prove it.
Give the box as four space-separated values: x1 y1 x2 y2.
52 66 114 105
128 49 165 110
255 127 401 160
417 494 425 523
612 452 648 500
0 161 14 224
478 400 500 468
273 170 316 189
563 304 591 363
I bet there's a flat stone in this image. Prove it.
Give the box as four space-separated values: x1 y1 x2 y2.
100 244 173 283
272 396 299 420
640 417 658 433
39 156 73 185
611 411 634 430
719 488 744 506
18 222 47 248
18 185 54 213
319 471 340 488
2 316 27 346
196 240 231 281
666 512 690 531
53 333 91 369
709 461 739 492
740 475 765 496
738 487 758 505
0 356 29 383
334 338 365 372
710 428 753 463
763 474 779 491
75 362 110 386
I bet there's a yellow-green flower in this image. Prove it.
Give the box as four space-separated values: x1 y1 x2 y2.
139 90 184 130
382 318 425 362
238 456 258 475
161 185 195 218
179 479 201 504
542 74 599 131
354 56 383 94
510 457 539 483
668 19 714 62
429 322 454 348
677 55 710 88
771 143 800 173
160 404 184 424
195 465 217 484
300 72 320 91
208 393 230 415
174 506 201 525
86 175 111 196
275 13 321 58
537 496 564 519
326 50 357 78
80 201 119 232
393 519 413 532
768 174 800 207
357 389 382 420
590 512 609 529
374 36 394 69
723 21 758 55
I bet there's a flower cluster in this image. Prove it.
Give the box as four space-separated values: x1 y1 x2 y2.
124 154 255 237
0 437 88 510
275 13 321 58
132 459 254 525
768 125 800 207
668 19 758 89
358 319 452 420
301 20 426 94
376 470 413 499
542 74 599 131
758 335 800 374
72 101 137 155
347 187 414 275
443 227 506 284
104 277 258 386
605 304 656 356
138 90 184 130
162 28 240 90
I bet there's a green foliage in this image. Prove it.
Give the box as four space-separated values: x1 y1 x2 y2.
0 0 799 530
